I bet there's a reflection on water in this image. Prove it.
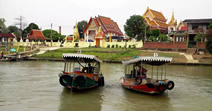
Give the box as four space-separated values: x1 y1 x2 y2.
0 62 212 111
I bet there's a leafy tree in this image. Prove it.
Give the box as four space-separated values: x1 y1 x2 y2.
208 23 212 29
23 23 39 37
42 29 61 41
75 20 87 39
8 25 19 33
206 25 212 54
151 29 160 37
194 33 206 42
124 15 146 41
0 18 8 33
158 34 169 42
148 36 156 42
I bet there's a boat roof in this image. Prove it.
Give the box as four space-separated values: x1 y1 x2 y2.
122 56 172 65
63 53 102 63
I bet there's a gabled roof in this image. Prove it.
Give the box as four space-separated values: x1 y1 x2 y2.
143 7 168 30
25 29 49 40
143 7 167 22
0 33 15 38
83 15 123 36
179 23 188 31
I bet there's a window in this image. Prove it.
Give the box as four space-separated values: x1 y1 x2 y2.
192 24 198 30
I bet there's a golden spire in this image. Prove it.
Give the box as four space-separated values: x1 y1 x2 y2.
168 10 176 25
73 22 80 41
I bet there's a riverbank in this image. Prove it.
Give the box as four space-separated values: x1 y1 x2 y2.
29 47 212 65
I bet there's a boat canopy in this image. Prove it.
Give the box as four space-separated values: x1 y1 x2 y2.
63 53 102 63
122 56 172 65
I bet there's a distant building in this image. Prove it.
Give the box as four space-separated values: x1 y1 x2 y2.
25 29 49 41
143 7 168 33
82 15 123 42
0 33 15 45
183 19 212 48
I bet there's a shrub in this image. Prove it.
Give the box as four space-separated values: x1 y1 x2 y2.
128 45 131 48
132 45 136 48
111 45 115 48
116 44 118 48
206 38 212 54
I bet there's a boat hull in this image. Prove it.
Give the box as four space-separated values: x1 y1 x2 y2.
121 78 167 94
59 73 104 90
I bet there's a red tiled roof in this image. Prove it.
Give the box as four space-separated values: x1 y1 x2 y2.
150 9 166 22
179 24 188 31
0 33 15 38
143 7 168 31
25 29 49 40
83 15 123 36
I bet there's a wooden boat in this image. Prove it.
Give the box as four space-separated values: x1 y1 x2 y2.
121 54 175 94
59 53 104 90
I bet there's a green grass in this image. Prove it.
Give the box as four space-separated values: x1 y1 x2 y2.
35 48 185 62
0 46 31 55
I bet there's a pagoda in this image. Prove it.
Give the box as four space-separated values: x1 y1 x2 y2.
168 11 178 33
73 22 80 42
143 7 168 33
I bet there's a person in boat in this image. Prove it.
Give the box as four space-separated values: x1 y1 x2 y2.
1 51 4 59
82 63 94 73
135 64 147 78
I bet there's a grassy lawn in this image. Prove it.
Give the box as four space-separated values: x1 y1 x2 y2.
35 48 186 62
0 46 31 55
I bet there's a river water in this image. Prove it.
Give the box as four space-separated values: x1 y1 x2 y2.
0 61 212 111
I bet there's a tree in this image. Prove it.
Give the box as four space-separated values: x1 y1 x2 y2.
149 36 156 42
194 33 206 42
151 29 160 37
206 24 212 53
208 23 212 29
75 20 87 39
42 29 61 41
8 25 19 33
0 18 8 33
124 15 146 41
23 23 39 37
158 34 169 42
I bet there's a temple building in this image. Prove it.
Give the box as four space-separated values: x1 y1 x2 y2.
168 11 177 33
0 33 15 45
143 7 168 33
82 15 123 42
25 29 49 41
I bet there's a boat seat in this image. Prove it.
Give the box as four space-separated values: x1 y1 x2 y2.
74 67 81 73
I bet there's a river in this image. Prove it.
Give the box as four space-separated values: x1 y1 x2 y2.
0 61 212 111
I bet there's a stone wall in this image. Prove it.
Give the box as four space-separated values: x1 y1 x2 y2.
13 41 143 48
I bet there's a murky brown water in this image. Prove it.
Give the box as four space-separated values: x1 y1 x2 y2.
0 61 212 111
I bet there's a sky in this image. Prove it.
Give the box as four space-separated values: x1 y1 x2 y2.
0 0 212 35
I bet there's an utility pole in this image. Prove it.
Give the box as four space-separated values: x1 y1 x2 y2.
50 23 52 47
15 16 24 41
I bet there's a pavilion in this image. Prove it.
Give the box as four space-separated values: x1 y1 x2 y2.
25 29 49 41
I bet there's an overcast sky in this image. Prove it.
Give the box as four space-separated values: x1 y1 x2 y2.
0 0 211 35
